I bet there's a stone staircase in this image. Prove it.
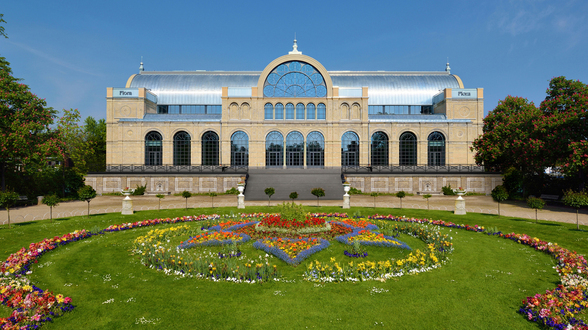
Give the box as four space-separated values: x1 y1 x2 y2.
244 168 344 201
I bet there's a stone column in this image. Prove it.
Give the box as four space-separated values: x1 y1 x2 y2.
454 194 466 215
122 194 134 215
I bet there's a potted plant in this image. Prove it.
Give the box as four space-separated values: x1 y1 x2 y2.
343 181 351 196
454 187 466 196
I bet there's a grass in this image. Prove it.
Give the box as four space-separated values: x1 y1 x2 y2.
1 206 587 329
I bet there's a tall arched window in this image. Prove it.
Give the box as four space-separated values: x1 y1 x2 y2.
275 103 284 120
173 131 191 166
266 131 284 167
428 132 446 166
400 132 417 166
371 132 389 166
286 131 304 167
263 61 327 97
201 131 219 166
307 131 324 167
296 103 305 119
317 103 326 120
286 103 295 119
307 103 316 120
231 131 249 166
341 131 359 166
264 103 273 120
145 131 162 165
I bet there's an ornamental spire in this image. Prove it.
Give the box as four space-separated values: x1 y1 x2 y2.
445 58 450 74
139 56 144 73
289 35 302 55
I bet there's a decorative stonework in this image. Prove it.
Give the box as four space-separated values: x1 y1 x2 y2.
199 178 217 192
443 178 461 190
127 178 146 189
351 103 361 120
370 177 389 192
466 177 485 193
127 130 133 137
175 177 193 192
102 177 121 192
223 177 240 191
150 178 169 192
348 178 364 191
458 106 470 118
418 178 436 192
394 178 413 192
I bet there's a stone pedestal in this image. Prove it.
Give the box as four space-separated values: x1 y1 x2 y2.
343 194 350 209
454 196 466 215
122 195 134 215
238 195 245 209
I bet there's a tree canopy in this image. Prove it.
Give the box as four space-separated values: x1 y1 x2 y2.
472 76 588 194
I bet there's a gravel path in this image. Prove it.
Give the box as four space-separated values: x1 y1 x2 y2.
2 194 587 227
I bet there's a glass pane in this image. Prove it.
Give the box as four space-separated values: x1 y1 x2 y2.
371 132 389 166
317 103 326 120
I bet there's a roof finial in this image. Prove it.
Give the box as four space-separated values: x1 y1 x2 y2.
445 58 450 74
289 34 302 55
139 56 144 73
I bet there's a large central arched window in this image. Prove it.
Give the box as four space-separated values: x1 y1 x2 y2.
307 131 324 167
202 131 219 166
231 131 249 166
145 131 162 166
266 131 284 167
263 61 327 97
173 131 191 166
371 132 389 166
286 131 304 167
341 131 359 166
428 132 446 166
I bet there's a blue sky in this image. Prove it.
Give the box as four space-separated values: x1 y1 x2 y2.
2 0 587 121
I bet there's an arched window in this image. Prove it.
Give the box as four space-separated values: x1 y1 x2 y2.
371 132 389 166
400 132 417 166
264 103 273 120
286 103 295 120
263 61 327 97
275 103 284 120
306 131 324 167
145 131 162 165
317 103 326 120
266 131 284 167
173 131 191 166
231 131 248 166
286 131 304 167
307 103 316 120
296 103 305 119
341 131 360 166
201 131 219 166
428 132 446 166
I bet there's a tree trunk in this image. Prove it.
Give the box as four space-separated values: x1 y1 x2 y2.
427 199 429 210
6 207 10 228
577 208 580 230
535 209 538 223
211 196 214 208
50 206 53 222
498 202 501 216
87 201 90 218
1 161 5 192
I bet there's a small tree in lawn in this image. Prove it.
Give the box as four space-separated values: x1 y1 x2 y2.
396 191 406 209
370 192 379 208
527 197 545 224
155 194 165 210
78 185 97 218
209 192 217 208
491 185 509 216
264 187 275 206
422 194 432 210
42 194 60 222
289 192 298 202
0 191 19 228
311 188 325 207
562 190 588 230
181 191 192 210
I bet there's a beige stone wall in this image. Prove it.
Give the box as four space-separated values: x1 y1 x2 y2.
346 173 502 195
85 174 244 195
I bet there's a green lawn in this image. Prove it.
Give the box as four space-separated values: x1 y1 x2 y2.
2 206 587 329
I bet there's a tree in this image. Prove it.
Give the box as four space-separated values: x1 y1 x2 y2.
55 109 92 175
77 185 96 218
42 194 60 222
370 192 379 208
181 191 192 210
0 190 18 228
156 194 165 210
422 194 432 210
264 187 275 206
491 185 509 216
209 192 217 208
83 117 106 172
0 14 7 39
562 190 588 230
526 197 545 223
311 188 325 207
0 56 59 192
289 192 298 201
396 191 406 209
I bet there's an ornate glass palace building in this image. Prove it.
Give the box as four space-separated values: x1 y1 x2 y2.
91 42 500 196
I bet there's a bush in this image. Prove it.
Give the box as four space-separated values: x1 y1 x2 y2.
527 197 545 210
132 184 146 195
442 185 455 195
225 187 239 195
491 185 509 203
289 192 298 200
349 187 363 195
277 202 307 222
